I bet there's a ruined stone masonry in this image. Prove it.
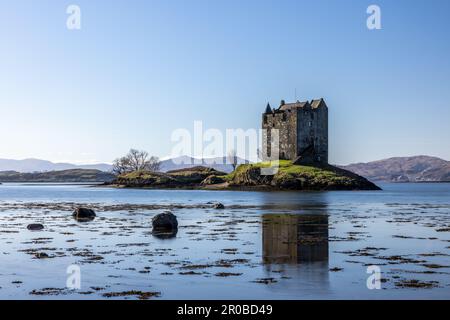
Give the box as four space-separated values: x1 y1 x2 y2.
262 98 328 165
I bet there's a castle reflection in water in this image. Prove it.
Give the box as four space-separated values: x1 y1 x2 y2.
262 214 329 264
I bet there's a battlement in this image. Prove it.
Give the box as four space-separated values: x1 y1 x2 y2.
264 98 327 114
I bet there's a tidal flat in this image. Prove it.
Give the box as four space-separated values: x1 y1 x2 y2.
0 183 449 299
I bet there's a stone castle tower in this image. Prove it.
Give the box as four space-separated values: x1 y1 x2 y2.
262 98 328 165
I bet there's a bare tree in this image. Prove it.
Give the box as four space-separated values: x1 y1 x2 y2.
112 157 131 175
146 155 161 172
227 149 238 171
112 149 160 175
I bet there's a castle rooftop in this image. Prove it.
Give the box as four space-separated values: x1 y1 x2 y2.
279 100 310 111
276 98 326 112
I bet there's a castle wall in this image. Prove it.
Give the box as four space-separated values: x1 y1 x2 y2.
262 111 297 160
262 99 328 164
313 106 328 163
296 107 328 164
296 109 314 158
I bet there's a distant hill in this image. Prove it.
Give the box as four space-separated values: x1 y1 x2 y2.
0 157 245 173
0 158 112 173
340 156 450 182
160 156 248 173
0 169 116 183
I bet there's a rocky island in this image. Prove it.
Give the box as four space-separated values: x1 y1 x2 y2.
107 161 380 191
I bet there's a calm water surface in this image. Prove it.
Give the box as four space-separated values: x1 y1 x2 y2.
0 183 449 299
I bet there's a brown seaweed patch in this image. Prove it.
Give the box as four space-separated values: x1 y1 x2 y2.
329 267 344 272
395 279 439 289
30 288 68 296
215 272 243 277
252 278 277 284
421 263 449 269
102 290 161 300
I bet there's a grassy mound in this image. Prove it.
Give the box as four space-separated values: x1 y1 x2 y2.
116 170 177 186
226 160 381 191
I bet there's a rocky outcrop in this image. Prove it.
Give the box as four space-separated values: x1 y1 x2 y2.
167 166 226 184
109 166 226 189
228 162 381 191
200 175 226 186
229 166 272 186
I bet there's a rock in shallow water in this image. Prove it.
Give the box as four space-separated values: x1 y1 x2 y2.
214 203 225 209
27 224 44 231
35 252 49 259
152 211 178 231
73 207 96 221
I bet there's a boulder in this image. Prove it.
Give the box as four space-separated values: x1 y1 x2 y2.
73 207 96 221
152 211 178 231
27 223 44 231
213 203 225 209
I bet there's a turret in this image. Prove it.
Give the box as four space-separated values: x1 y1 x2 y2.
265 103 272 114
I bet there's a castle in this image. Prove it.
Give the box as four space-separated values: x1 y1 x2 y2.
262 98 328 165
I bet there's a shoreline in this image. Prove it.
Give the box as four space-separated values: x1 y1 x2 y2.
100 182 382 192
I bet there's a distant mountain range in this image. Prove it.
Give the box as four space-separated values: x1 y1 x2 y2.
0 158 112 173
340 156 450 182
0 156 246 174
1 155 449 183
159 156 247 173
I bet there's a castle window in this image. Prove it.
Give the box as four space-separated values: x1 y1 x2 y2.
282 113 287 121
263 115 268 124
308 121 312 127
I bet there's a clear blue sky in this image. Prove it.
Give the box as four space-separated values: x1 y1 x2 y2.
1 0 449 165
